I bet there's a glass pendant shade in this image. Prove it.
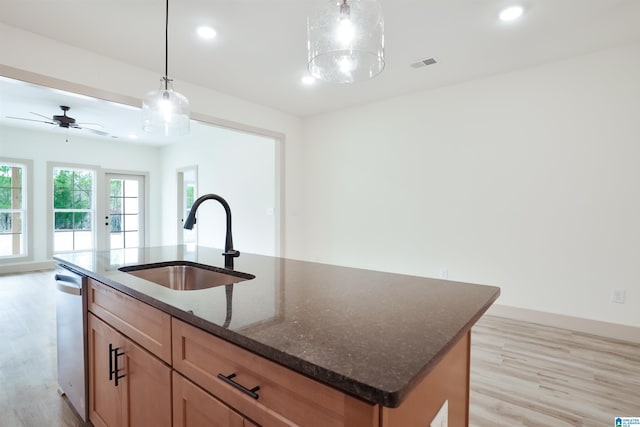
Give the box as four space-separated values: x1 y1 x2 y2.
308 0 385 83
142 0 190 137
142 79 190 137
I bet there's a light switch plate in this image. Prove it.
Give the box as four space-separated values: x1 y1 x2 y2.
430 400 448 427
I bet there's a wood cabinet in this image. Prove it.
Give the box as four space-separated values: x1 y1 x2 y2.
88 313 172 427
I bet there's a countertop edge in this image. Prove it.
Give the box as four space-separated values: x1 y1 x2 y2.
388 288 500 407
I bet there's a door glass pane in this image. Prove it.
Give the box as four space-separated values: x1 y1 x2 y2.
124 214 138 231
110 232 124 250
107 175 143 250
110 197 122 215
180 169 197 245
124 197 138 214
110 179 122 197
125 231 139 248
110 215 122 232
124 180 138 197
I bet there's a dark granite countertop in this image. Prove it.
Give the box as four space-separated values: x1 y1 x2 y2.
54 245 499 408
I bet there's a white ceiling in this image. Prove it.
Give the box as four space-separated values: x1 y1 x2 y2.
1 0 640 141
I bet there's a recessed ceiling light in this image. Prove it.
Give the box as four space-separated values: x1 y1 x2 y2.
197 26 217 39
499 6 524 21
301 75 316 85
128 134 138 139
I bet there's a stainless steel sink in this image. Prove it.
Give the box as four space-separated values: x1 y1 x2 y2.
118 261 254 291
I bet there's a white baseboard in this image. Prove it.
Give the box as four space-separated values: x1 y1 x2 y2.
0 261 56 275
486 304 640 344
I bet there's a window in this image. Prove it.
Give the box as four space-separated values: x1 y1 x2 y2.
52 166 96 253
0 161 28 259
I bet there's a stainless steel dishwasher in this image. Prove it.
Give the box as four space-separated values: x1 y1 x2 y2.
55 264 88 422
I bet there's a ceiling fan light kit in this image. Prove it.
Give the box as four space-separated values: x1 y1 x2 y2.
307 0 385 84
142 0 190 137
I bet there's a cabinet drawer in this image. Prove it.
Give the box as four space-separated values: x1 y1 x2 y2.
172 318 378 427
88 278 172 364
173 371 250 427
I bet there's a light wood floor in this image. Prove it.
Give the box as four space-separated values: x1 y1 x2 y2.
470 316 640 426
1 270 638 426
0 270 86 427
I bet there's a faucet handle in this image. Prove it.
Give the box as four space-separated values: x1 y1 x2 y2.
223 249 240 258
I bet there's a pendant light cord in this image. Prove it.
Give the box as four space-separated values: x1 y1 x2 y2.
164 0 169 90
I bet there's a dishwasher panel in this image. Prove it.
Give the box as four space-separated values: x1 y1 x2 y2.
55 265 88 422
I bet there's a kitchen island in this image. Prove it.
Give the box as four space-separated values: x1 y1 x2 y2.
55 245 499 426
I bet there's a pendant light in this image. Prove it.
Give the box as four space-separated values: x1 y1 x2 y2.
307 0 385 84
142 0 190 136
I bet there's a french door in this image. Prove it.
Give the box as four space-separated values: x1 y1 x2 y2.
105 174 145 250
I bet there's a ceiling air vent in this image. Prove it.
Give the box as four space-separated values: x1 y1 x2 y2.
410 57 437 69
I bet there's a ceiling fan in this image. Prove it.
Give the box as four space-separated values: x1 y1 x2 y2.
6 105 109 136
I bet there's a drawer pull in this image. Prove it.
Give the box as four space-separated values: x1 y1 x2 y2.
109 343 126 387
217 373 260 399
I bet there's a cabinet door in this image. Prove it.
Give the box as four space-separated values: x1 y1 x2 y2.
88 313 122 427
121 336 172 427
89 313 172 427
173 371 245 427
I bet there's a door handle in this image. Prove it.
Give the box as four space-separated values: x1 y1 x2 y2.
55 280 82 296
108 343 114 381
217 373 260 399
109 343 126 386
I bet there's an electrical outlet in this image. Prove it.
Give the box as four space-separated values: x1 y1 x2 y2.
439 268 449 279
430 400 448 427
611 289 626 304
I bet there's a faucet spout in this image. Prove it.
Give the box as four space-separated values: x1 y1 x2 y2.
183 193 240 268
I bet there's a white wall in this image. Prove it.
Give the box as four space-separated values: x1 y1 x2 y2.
0 126 162 269
159 124 277 256
297 43 640 328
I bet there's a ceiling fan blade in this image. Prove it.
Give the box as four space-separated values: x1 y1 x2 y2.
77 122 105 128
6 116 55 125
74 125 109 136
30 112 53 120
